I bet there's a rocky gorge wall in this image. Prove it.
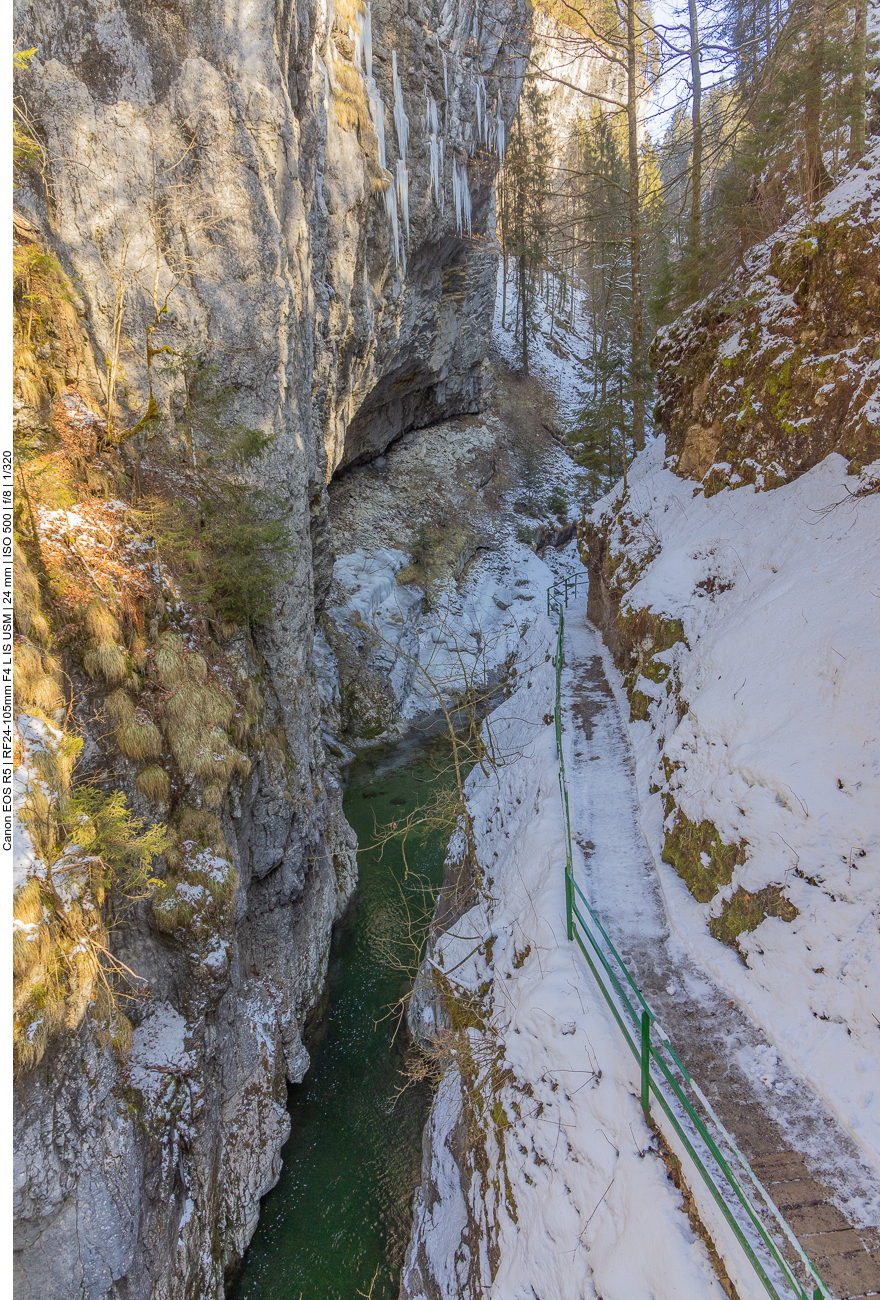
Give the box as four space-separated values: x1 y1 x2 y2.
11 1 529 1297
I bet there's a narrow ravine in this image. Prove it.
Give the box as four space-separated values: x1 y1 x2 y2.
229 732 459 1300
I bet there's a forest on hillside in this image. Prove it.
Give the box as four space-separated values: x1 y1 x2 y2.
496 0 878 488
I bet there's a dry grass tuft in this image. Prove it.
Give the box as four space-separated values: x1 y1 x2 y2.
84 598 120 644
165 807 229 872
12 879 49 978
83 643 128 687
154 632 207 688
331 57 376 141
116 715 163 763
14 641 45 703
106 688 163 762
81 598 129 686
13 542 48 642
136 764 170 806
105 688 134 723
153 633 248 799
13 640 64 716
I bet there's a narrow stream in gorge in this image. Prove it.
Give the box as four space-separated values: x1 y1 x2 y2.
228 730 460 1300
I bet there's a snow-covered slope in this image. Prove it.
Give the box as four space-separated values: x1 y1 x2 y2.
653 144 880 485
492 263 590 425
583 442 880 1170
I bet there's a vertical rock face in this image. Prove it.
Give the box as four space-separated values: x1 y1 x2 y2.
11 1 528 1297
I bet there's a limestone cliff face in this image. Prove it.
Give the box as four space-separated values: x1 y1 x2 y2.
11 1 528 1297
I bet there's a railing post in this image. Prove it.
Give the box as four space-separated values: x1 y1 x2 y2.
565 869 574 941
641 1012 651 1120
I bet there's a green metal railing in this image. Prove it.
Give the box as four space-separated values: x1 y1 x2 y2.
547 573 831 1300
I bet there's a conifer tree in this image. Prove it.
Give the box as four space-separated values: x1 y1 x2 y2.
500 76 552 377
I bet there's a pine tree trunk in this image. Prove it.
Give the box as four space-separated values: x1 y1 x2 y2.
849 0 867 163
688 0 703 281
805 0 833 208
520 253 529 376
626 0 645 452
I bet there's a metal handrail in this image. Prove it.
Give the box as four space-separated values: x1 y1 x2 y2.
546 573 830 1300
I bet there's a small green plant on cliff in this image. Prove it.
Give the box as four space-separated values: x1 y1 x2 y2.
14 721 167 1073
12 48 43 176
396 517 471 604
136 363 294 627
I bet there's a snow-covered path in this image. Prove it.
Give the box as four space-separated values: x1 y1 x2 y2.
560 604 880 1300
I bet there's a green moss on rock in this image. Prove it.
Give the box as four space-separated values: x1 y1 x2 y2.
661 812 747 903
709 885 798 953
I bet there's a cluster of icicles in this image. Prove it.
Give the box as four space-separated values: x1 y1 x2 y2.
350 2 507 271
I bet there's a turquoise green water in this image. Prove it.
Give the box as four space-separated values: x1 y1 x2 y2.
228 734 456 1300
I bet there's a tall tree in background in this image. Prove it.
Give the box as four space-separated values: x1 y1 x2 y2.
849 0 868 161
687 0 703 271
527 0 658 447
626 0 647 450
805 0 834 206
500 76 552 377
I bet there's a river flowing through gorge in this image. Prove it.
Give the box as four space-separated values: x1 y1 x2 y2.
229 730 463 1300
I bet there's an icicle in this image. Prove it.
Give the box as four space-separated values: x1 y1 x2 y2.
322 59 331 118
452 157 471 237
441 47 449 133
476 76 482 146
429 134 440 205
385 184 401 267
368 84 387 171
369 82 402 268
426 95 442 206
439 137 445 212
496 93 505 165
355 2 373 80
392 50 409 165
396 158 410 245
472 0 480 43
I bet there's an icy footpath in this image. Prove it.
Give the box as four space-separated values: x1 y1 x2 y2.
403 562 727 1300
560 606 880 1231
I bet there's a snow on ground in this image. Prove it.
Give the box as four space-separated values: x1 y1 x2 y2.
322 405 586 739
404 557 730 1300
492 262 591 426
587 442 880 1173
325 539 550 720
